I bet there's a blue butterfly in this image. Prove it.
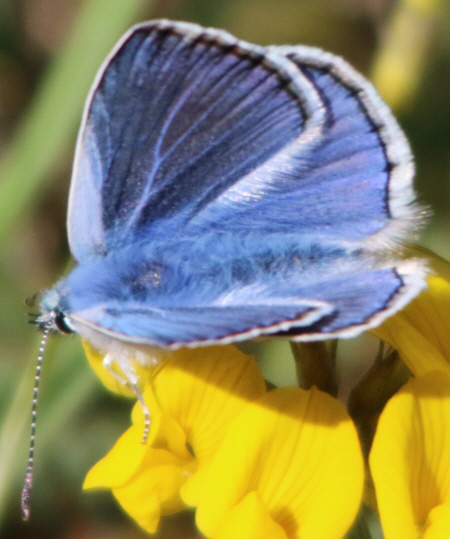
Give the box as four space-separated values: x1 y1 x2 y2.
38 19 426 362
22 20 428 518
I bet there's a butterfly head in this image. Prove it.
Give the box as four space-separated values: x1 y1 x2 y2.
37 287 75 335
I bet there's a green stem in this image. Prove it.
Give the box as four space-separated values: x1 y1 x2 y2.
347 345 411 457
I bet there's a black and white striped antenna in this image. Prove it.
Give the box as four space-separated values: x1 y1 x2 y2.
21 324 51 521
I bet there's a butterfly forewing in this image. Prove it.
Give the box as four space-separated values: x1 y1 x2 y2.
68 22 316 260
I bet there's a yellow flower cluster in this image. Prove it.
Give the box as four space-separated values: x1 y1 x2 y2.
83 346 363 538
82 249 450 538
370 254 450 538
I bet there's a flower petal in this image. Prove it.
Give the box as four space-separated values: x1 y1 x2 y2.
370 371 450 539
110 458 194 533
84 416 196 533
423 504 450 538
83 424 149 488
372 276 450 375
215 491 287 539
133 345 267 465
82 340 153 396
185 387 364 539
84 345 266 534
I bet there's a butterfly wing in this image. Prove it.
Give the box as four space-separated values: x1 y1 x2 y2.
64 254 421 347
69 301 333 348
67 20 323 260
62 20 426 346
182 45 418 245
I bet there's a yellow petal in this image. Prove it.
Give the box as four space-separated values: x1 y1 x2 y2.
84 412 192 490
147 412 193 462
133 345 267 465
85 345 266 534
84 417 196 534
186 387 363 539
370 371 450 539
82 339 153 396
215 491 287 539
423 504 450 538
111 458 194 533
83 424 149 488
372 276 450 376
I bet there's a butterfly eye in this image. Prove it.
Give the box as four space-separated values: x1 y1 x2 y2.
54 311 74 334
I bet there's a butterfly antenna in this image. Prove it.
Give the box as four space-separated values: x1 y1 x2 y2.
21 324 50 521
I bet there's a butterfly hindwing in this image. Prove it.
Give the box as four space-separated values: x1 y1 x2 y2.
59 229 424 346
70 302 332 348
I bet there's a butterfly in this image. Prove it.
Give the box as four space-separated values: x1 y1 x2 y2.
36 19 426 370
22 20 428 518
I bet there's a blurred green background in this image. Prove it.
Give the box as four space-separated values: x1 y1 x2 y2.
0 0 448 537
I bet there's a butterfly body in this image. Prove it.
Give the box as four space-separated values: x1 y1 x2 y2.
37 19 426 356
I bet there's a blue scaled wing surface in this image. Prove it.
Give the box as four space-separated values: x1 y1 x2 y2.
60 20 426 348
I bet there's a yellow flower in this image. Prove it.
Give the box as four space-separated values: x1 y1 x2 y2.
369 251 450 538
372 252 450 377
182 386 364 539
370 371 450 538
83 343 364 538
84 345 267 533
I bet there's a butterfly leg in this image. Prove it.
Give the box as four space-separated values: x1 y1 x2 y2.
103 353 151 444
